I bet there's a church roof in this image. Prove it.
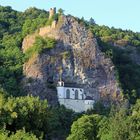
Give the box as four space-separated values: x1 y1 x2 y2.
85 96 93 100
64 83 83 88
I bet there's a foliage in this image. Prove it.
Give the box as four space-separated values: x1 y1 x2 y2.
22 7 49 37
47 105 77 140
0 34 23 96
58 8 64 15
25 36 56 61
85 101 111 116
0 94 48 138
23 7 49 20
0 92 77 140
67 114 102 140
89 23 140 103
98 106 129 140
90 24 140 47
0 129 39 140
89 17 95 25
0 6 77 139
0 6 23 38
22 18 48 37
67 102 140 140
0 6 50 96
0 5 140 140
89 22 140 96
128 99 140 140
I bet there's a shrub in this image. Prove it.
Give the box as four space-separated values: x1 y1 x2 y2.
25 36 56 61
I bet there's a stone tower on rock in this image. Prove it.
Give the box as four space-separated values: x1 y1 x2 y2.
49 7 56 19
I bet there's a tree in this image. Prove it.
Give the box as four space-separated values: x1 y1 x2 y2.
98 106 129 140
25 36 56 61
0 93 77 140
0 129 39 140
67 114 102 140
47 105 76 140
128 99 140 140
89 17 95 25
58 8 64 15
0 94 48 138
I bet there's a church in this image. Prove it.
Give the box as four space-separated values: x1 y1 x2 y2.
56 80 95 112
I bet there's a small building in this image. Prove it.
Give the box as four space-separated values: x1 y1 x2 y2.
56 81 95 112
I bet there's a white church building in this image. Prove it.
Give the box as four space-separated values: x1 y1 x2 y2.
56 81 95 112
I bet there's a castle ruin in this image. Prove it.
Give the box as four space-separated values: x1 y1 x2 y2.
49 7 56 19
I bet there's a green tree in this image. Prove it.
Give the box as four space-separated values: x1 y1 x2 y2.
25 36 56 61
89 17 95 25
128 99 140 140
98 106 129 140
0 94 48 138
67 114 102 140
0 34 23 96
0 93 77 140
0 129 39 140
58 8 64 15
47 105 76 140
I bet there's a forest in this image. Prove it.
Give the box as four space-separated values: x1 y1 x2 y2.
0 6 140 139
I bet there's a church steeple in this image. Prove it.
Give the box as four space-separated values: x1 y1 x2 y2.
57 70 64 87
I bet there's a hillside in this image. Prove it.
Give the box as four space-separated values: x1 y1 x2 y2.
0 5 140 140
90 24 140 103
0 6 140 103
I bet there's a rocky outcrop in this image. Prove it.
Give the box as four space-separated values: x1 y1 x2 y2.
22 16 122 105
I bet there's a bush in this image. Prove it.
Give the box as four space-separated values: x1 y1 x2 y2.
67 114 102 140
0 129 39 140
0 94 48 138
25 36 56 61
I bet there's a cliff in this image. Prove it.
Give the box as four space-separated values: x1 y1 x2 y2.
22 15 122 105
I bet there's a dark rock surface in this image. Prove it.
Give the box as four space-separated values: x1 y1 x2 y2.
22 16 122 105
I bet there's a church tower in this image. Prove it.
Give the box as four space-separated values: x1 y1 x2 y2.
57 80 65 99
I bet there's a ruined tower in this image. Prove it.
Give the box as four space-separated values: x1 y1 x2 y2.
49 7 56 19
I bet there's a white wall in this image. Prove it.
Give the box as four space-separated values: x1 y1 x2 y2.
58 98 94 112
57 87 65 98
59 99 85 112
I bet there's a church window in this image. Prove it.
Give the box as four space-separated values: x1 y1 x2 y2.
66 89 70 99
75 90 79 99
82 94 84 100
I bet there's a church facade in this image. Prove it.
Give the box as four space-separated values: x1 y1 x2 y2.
56 81 95 112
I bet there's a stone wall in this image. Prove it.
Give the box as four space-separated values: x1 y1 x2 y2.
58 99 94 112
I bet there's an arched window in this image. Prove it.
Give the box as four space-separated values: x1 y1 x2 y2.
66 89 70 99
82 94 84 100
75 90 79 99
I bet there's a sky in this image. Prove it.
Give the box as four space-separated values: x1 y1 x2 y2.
0 0 140 32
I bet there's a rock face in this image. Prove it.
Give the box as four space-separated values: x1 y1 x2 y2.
22 16 121 105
